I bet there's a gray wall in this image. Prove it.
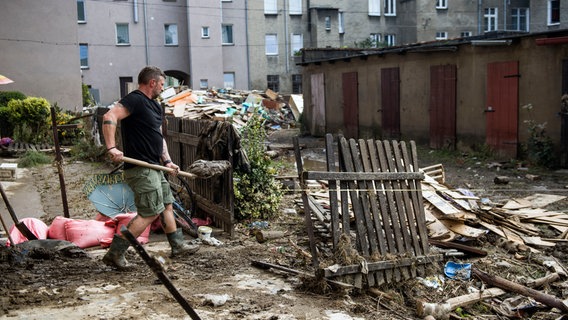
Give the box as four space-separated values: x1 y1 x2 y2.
0 0 82 111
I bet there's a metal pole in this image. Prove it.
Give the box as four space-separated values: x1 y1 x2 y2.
50 106 70 218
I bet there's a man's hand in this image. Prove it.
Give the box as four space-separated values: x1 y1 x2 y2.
165 161 179 176
107 148 124 163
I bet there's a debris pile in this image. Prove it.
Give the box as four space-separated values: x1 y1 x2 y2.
159 87 302 132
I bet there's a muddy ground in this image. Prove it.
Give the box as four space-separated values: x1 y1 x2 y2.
0 130 567 320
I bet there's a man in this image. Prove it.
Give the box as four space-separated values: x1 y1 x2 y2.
102 66 198 269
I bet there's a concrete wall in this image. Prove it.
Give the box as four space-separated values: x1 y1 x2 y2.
0 0 82 111
301 32 568 153
79 0 190 105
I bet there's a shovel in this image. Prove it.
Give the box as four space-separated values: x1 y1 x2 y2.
0 182 37 241
122 156 230 179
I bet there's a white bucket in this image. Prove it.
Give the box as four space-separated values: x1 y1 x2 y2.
198 226 212 240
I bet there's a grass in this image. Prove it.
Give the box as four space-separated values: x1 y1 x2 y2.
18 151 52 168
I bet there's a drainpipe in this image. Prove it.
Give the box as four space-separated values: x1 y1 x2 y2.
284 0 289 72
478 0 482 35
245 0 251 89
187 0 193 88
143 0 149 65
133 0 138 23
503 0 507 31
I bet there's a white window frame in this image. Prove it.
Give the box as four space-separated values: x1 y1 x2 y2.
369 0 381 16
223 72 235 89
264 0 277 15
325 16 331 30
116 23 130 45
384 0 396 16
265 34 278 55
338 12 344 34
370 33 381 48
291 33 303 56
289 0 302 15
222 24 233 45
510 8 530 32
435 31 448 40
79 43 88 69
436 0 447 9
484 7 498 32
548 0 560 25
77 0 86 23
385 34 395 46
460 31 472 37
200 79 208 89
201 26 210 38
164 23 178 45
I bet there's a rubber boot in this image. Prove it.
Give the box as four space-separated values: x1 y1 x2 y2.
102 234 131 269
167 228 199 257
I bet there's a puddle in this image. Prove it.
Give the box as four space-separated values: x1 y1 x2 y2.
233 273 292 294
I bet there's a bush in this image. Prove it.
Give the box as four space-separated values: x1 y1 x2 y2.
522 104 557 168
18 151 52 168
7 97 52 144
0 91 26 137
233 114 283 221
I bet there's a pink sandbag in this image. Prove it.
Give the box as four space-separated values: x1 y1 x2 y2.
114 213 151 245
65 219 116 249
6 217 48 246
47 216 73 240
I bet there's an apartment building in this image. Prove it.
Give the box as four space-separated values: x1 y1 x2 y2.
0 0 566 109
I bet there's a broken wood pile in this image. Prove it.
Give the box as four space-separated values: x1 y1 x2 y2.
159 87 301 132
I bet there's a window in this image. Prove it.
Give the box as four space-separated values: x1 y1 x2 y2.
484 8 498 32
223 73 235 89
200 79 208 89
292 74 302 94
435 31 448 40
370 33 381 47
338 12 344 34
164 24 178 45
79 43 88 69
510 8 529 31
289 0 302 15
267 75 279 92
202 27 210 38
436 0 447 9
291 34 303 56
369 0 381 16
77 0 86 23
265 34 278 55
385 0 396 16
385 34 395 46
325 16 331 30
222 24 233 45
548 0 560 25
264 0 277 14
460 31 472 37
116 23 130 45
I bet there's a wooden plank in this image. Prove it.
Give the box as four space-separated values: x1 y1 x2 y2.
374 140 403 282
325 133 341 248
339 137 370 257
351 139 379 287
303 171 424 181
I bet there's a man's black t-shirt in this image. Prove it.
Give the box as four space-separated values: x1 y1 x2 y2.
118 90 163 169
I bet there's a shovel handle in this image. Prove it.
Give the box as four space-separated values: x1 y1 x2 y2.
122 156 196 179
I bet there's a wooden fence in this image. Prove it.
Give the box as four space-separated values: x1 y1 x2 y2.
164 116 235 237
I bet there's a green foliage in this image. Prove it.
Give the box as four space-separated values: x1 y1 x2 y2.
522 104 557 168
69 138 106 162
82 83 94 107
18 151 52 168
354 37 386 49
233 114 283 221
7 97 52 144
0 91 26 137
0 91 26 108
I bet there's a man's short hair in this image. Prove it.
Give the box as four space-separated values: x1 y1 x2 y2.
138 66 166 85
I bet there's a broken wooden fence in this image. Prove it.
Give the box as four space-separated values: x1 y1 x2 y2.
294 133 443 288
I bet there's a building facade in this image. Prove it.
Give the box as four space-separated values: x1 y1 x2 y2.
1 0 567 109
